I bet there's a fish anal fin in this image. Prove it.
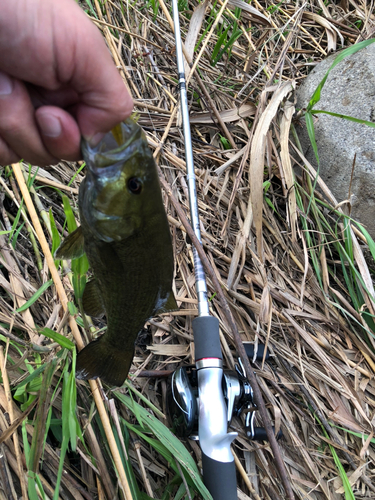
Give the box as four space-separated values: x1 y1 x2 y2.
82 279 105 318
156 291 179 314
55 226 85 260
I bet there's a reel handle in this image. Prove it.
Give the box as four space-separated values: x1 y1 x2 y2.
247 426 283 441
243 342 269 362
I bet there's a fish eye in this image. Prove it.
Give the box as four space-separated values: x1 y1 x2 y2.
127 177 143 194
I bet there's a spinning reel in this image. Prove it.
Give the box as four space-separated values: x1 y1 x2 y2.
168 343 281 442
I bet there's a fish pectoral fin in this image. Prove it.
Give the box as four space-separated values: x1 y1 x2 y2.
156 291 179 314
82 279 106 318
55 226 85 260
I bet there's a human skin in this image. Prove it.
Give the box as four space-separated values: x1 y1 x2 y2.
0 0 133 166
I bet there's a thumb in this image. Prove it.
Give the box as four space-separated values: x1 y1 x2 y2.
76 83 134 144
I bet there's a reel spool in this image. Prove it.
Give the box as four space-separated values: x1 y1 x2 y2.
168 343 282 442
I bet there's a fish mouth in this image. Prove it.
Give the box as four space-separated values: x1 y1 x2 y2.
81 118 142 171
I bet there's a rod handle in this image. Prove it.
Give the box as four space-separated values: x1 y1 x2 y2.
193 316 222 360
202 453 237 500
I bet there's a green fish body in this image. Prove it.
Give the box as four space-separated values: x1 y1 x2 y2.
56 119 176 386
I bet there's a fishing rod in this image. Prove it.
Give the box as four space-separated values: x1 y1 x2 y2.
170 1 237 498
168 3 282 499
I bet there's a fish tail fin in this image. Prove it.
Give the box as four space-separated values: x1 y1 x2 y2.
76 337 134 387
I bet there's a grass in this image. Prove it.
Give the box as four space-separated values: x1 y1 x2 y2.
1 0 375 499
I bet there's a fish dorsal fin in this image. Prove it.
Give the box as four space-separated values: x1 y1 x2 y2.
156 291 178 315
55 226 85 260
82 279 106 318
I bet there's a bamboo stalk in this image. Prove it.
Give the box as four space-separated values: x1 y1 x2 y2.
12 162 134 500
34 175 79 195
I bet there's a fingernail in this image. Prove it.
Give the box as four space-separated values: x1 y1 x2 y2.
37 114 62 138
87 132 105 147
0 71 13 96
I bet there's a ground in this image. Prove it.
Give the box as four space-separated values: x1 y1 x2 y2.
0 0 375 499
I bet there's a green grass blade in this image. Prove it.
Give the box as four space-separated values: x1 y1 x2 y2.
116 392 213 500
11 221 25 249
22 420 30 464
38 327 75 350
15 279 54 313
304 112 321 215
61 195 89 301
14 363 47 390
35 474 46 500
111 418 145 499
54 351 82 500
62 195 78 232
68 161 86 186
27 472 40 500
124 379 166 418
53 436 68 500
212 28 242 66
195 1 218 52
212 27 230 62
305 112 319 166
83 0 98 18
312 110 375 128
335 426 375 444
314 414 355 499
354 222 375 261
175 482 189 500
124 420 175 465
49 209 61 260
331 446 355 500
306 38 375 112
9 199 23 243
28 359 57 473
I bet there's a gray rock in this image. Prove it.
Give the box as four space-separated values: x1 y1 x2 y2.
296 42 375 236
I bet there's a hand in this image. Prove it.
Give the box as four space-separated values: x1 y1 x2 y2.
0 0 133 166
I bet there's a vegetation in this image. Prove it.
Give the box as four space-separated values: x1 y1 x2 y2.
0 0 375 499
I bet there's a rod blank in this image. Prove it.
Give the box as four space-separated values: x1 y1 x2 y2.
171 0 210 317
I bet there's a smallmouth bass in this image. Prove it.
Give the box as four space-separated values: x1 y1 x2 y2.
56 118 176 386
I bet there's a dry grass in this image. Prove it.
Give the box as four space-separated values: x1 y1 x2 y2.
1 0 375 499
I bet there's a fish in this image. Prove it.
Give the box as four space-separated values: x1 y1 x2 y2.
56 118 177 386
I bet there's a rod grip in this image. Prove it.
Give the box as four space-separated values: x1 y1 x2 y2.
193 316 222 360
202 453 237 500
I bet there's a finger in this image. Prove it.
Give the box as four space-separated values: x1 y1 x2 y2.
35 106 81 161
58 11 134 141
0 135 20 167
0 72 57 166
74 79 134 144
28 84 79 109
0 0 133 145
